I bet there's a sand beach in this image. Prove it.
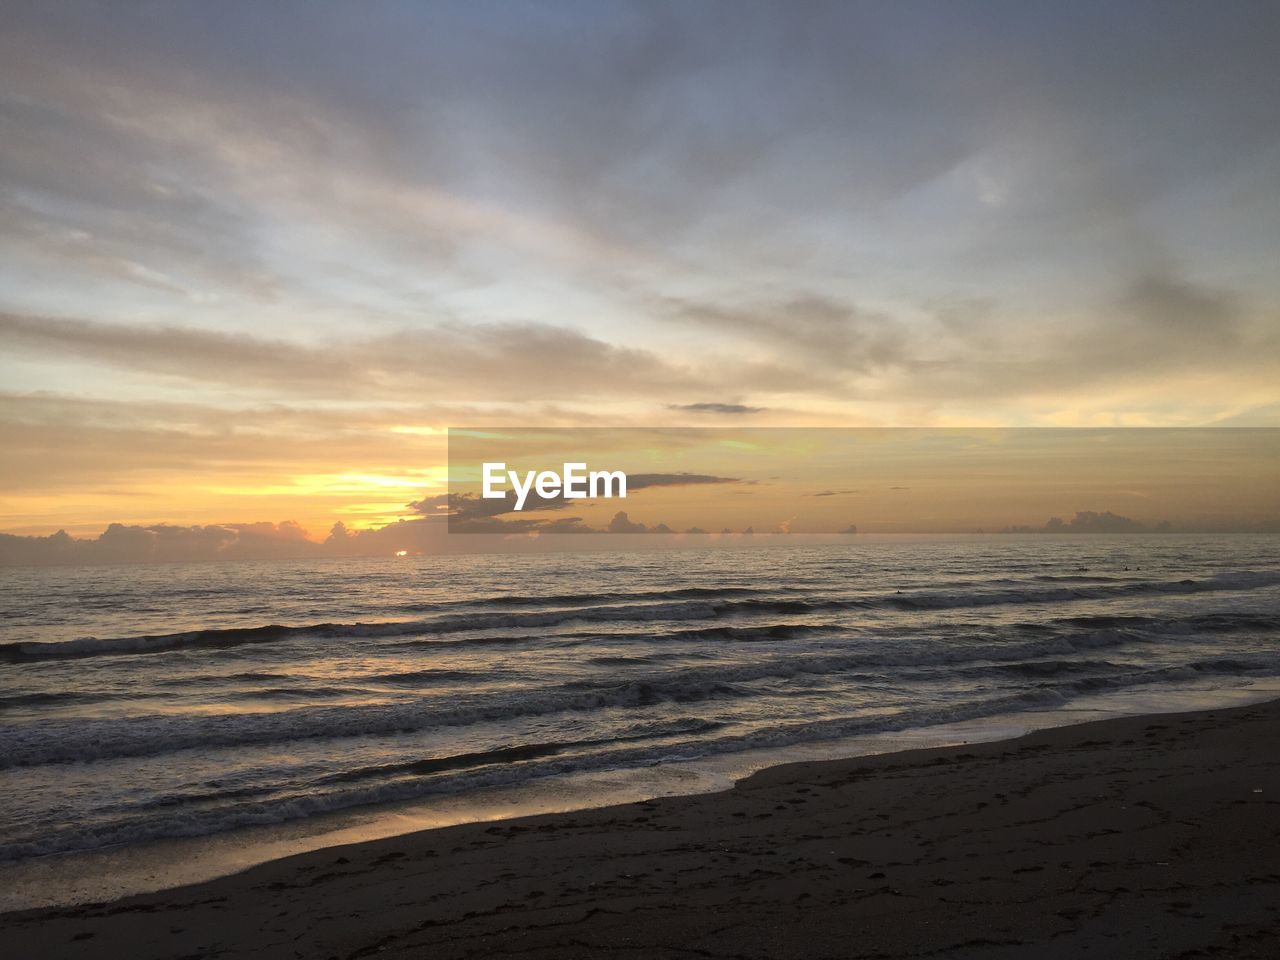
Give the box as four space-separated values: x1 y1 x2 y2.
4 698 1277 959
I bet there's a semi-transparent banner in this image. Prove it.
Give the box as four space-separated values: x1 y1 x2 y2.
442 428 1279 536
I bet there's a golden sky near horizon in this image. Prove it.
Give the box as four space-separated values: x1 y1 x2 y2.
2 3 1279 540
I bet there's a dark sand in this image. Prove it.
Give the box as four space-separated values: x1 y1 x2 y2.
4 700 1278 959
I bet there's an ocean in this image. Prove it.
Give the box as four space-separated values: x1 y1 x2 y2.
2 535 1279 873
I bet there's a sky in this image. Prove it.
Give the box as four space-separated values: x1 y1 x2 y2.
2 0 1279 549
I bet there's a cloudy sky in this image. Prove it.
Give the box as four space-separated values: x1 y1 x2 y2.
2 0 1278 539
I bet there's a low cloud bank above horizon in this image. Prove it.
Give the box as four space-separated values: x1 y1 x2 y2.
1002 511 1160 534
5 507 1279 567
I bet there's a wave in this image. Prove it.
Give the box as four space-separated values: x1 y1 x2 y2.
12 614 1277 770
6 636 1280 863
363 668 485 686
221 685 366 702
0 674 749 769
0 691 103 709
399 585 775 611
314 717 725 787
153 671 290 688
1060 612 1280 633
7 570 1277 662
0 623 316 661
0 601 722 661
972 657 1128 678
875 570 1280 610
657 623 821 643
0 686 1090 861
1029 574 1139 583
314 742 572 785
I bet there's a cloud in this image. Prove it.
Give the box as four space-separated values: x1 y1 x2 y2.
0 520 321 565
668 402 764 415
1006 508 1280 534
1 312 353 387
409 492 517 519
1210 402 1280 426
408 474 742 532
6 1 1279 310
660 295 907 373
0 311 712 401
601 514 675 537
409 491 574 525
1115 272 1242 356
626 473 741 490
418 473 738 508
606 510 648 534
873 268 1280 405
7 495 1280 564
1002 511 1154 534
374 499 702 538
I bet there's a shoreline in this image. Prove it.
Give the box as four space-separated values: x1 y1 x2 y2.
3 695 1279 958
3 680 1277 913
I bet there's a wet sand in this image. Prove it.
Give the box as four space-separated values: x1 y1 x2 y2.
3 699 1278 959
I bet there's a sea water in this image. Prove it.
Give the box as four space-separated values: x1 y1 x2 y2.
2 535 1278 886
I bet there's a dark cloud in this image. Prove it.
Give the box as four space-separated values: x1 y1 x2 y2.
410 474 742 531
1057 511 1148 533
1003 511 1153 533
403 494 713 537
627 473 741 490
411 491 573 522
0 521 319 566
6 500 1279 564
604 511 675 535
606 511 648 534
668 402 764 415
